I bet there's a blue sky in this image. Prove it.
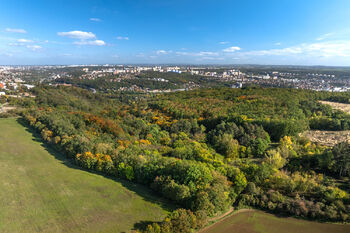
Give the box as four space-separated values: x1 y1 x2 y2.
1 0 350 65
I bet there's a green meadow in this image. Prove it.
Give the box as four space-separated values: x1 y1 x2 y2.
0 118 170 233
201 210 350 233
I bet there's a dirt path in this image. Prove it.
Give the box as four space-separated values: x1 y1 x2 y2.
207 207 234 222
198 208 254 233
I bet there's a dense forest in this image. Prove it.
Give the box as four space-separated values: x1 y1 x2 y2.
8 86 350 232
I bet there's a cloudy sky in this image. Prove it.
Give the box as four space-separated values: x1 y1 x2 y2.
1 0 350 65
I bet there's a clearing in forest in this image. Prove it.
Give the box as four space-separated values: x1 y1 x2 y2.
301 130 350 147
319 100 350 114
302 101 350 146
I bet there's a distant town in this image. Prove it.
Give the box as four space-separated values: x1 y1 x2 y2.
1 65 350 95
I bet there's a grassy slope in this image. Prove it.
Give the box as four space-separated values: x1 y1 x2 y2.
0 118 170 233
201 210 350 233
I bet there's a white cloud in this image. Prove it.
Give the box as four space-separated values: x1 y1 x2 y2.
197 56 224 61
90 18 101 22
57 31 96 39
176 51 218 56
223 46 241 52
243 47 302 56
116 36 129 40
176 51 189 56
316 33 333 41
219 41 229 45
8 43 22 46
73 40 106 46
198 51 218 56
156 50 166 55
305 41 350 57
176 51 221 61
9 40 41 50
17 39 33 43
58 31 105 46
5 28 27 33
26 45 42 51
0 52 13 57
241 40 350 57
156 50 172 55
275 42 281 46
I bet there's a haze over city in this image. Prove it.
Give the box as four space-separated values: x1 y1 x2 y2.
1 0 350 65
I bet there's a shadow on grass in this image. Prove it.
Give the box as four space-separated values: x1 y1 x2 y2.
16 118 175 231
133 221 159 232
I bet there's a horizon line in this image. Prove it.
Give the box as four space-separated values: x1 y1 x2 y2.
1 63 350 68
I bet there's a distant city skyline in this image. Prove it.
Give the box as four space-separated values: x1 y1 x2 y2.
1 0 350 65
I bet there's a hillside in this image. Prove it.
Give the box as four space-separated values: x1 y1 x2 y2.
4 86 350 232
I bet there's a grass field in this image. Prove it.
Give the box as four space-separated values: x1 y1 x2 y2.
0 118 171 233
201 210 350 233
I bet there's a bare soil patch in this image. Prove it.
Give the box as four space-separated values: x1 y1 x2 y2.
0 103 16 113
319 100 350 114
301 130 350 147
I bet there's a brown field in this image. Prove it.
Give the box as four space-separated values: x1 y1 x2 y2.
301 130 350 146
200 210 350 233
320 100 350 114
